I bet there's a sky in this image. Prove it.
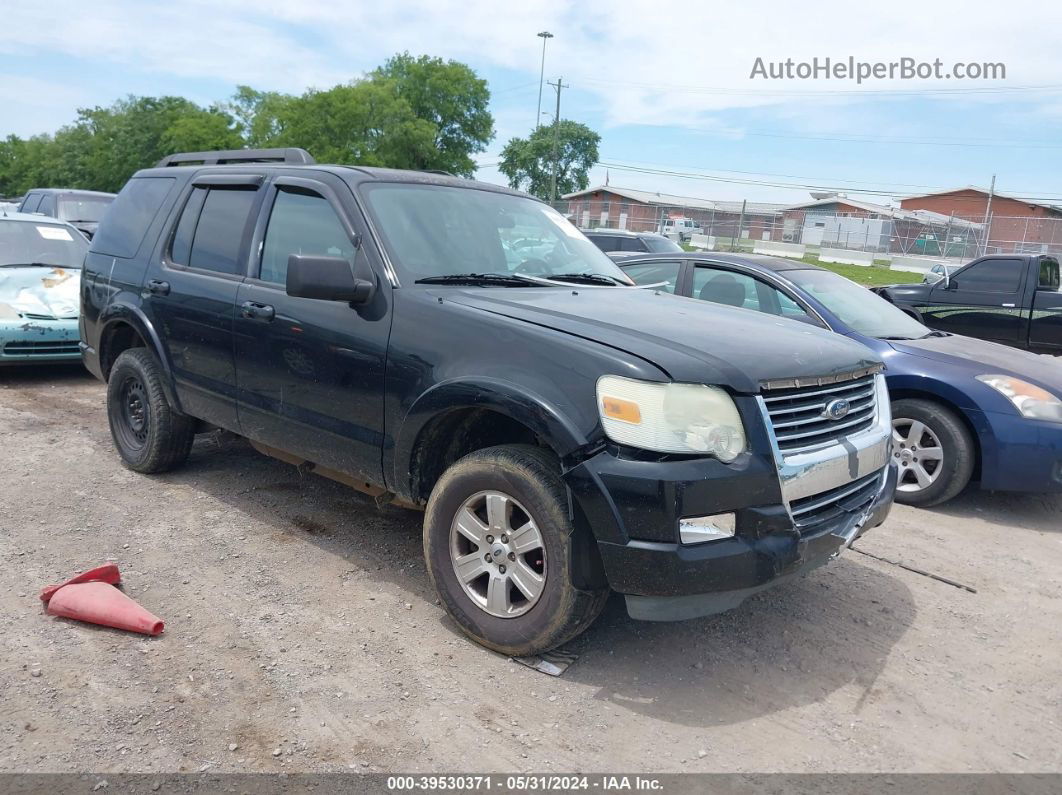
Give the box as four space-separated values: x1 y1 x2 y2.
3 0 1062 209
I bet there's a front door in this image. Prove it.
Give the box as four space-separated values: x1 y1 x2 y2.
143 175 264 430
923 257 1027 344
233 174 391 484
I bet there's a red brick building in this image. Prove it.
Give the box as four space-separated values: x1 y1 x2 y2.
900 187 1062 255
561 186 786 241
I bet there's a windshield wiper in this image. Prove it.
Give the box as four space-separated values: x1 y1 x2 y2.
879 335 918 340
543 272 627 286
414 272 537 287
0 262 66 269
922 330 950 338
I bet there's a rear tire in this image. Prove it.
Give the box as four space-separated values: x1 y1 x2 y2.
423 444 609 655
106 348 195 473
891 398 974 507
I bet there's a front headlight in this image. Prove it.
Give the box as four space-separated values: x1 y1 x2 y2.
596 375 746 461
0 302 22 320
976 374 1062 422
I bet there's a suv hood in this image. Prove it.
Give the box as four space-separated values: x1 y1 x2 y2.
444 287 881 393
0 266 82 320
888 334 1062 393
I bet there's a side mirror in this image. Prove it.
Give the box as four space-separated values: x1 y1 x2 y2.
286 254 376 305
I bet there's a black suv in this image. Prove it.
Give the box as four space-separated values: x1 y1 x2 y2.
19 188 116 239
80 148 897 654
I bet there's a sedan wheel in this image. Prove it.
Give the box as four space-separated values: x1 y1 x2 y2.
892 419 944 493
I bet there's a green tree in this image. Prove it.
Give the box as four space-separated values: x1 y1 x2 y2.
265 80 438 168
498 120 601 200
371 53 493 176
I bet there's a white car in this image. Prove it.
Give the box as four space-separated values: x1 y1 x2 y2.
922 262 959 285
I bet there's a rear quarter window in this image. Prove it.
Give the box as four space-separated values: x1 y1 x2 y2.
91 177 176 259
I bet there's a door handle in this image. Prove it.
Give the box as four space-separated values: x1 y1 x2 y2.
240 301 275 321
1001 303 1016 308
145 279 170 296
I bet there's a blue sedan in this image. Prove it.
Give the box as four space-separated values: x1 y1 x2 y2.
615 251 1062 507
0 212 87 365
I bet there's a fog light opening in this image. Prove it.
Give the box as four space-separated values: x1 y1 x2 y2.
679 513 736 545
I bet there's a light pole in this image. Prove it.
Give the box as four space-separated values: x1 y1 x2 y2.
535 31 553 129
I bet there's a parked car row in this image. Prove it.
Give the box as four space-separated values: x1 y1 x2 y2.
17 188 116 240
6 148 1061 656
613 251 1062 506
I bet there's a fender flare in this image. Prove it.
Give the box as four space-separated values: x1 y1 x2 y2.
98 300 183 413
390 377 591 500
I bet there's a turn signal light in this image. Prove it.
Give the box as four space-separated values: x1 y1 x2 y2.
600 395 642 424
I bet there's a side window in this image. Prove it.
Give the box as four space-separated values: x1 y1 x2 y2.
621 237 648 252
169 187 207 266
186 187 258 275
622 261 683 294
589 236 615 252
20 194 41 213
37 194 56 216
259 187 355 285
956 258 1023 293
692 267 760 310
91 177 176 259
776 290 814 321
1038 258 1059 290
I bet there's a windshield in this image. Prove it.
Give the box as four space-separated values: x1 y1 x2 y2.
0 220 88 269
362 184 632 284
644 235 683 253
58 195 113 223
787 269 930 339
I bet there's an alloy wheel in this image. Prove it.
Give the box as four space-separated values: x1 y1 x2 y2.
449 490 547 618
892 418 944 493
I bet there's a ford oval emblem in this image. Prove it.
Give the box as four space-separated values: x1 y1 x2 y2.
824 398 851 421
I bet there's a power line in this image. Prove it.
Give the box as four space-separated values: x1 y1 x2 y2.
594 161 1062 204
572 76 1062 98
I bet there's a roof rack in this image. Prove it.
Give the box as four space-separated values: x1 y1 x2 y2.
155 148 316 168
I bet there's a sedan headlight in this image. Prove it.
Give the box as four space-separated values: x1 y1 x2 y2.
0 302 22 320
596 376 746 461
976 375 1062 422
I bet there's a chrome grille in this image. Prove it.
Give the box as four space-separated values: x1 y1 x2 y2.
763 373 878 453
789 470 882 536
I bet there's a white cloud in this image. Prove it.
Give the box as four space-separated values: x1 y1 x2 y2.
5 0 1060 125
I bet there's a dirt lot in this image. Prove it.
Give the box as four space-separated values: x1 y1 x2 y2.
1 365 1060 774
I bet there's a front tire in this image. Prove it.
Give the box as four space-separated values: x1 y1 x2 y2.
891 398 975 507
106 348 196 473
423 445 609 655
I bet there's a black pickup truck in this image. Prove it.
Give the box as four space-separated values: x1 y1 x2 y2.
876 254 1062 354
80 148 896 654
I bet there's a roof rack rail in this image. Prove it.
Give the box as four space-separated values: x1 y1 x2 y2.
155 148 316 168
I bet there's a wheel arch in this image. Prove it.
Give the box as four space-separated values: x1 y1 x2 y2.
887 382 984 483
394 379 591 506
97 303 182 413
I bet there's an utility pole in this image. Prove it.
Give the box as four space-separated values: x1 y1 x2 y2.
980 174 996 256
732 199 747 252
535 32 553 130
548 77 567 203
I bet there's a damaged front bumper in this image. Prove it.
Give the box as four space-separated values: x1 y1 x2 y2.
564 375 896 622
0 317 82 365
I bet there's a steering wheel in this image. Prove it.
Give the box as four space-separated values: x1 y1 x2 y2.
514 258 551 276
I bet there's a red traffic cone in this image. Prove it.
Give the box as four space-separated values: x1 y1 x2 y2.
46 581 165 636
40 563 121 603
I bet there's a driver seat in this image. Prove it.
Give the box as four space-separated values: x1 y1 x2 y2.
698 274 747 307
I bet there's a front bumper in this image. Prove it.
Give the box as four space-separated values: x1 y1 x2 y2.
565 374 895 621
0 318 81 365
974 408 1062 493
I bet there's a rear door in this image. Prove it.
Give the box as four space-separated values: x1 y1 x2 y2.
233 173 390 484
924 257 1027 344
143 173 265 431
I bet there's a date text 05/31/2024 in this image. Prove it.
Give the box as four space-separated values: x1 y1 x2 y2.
386 775 664 791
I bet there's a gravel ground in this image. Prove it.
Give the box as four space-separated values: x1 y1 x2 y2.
1 365 1060 774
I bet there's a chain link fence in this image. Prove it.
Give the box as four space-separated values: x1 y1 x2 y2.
553 197 1062 270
